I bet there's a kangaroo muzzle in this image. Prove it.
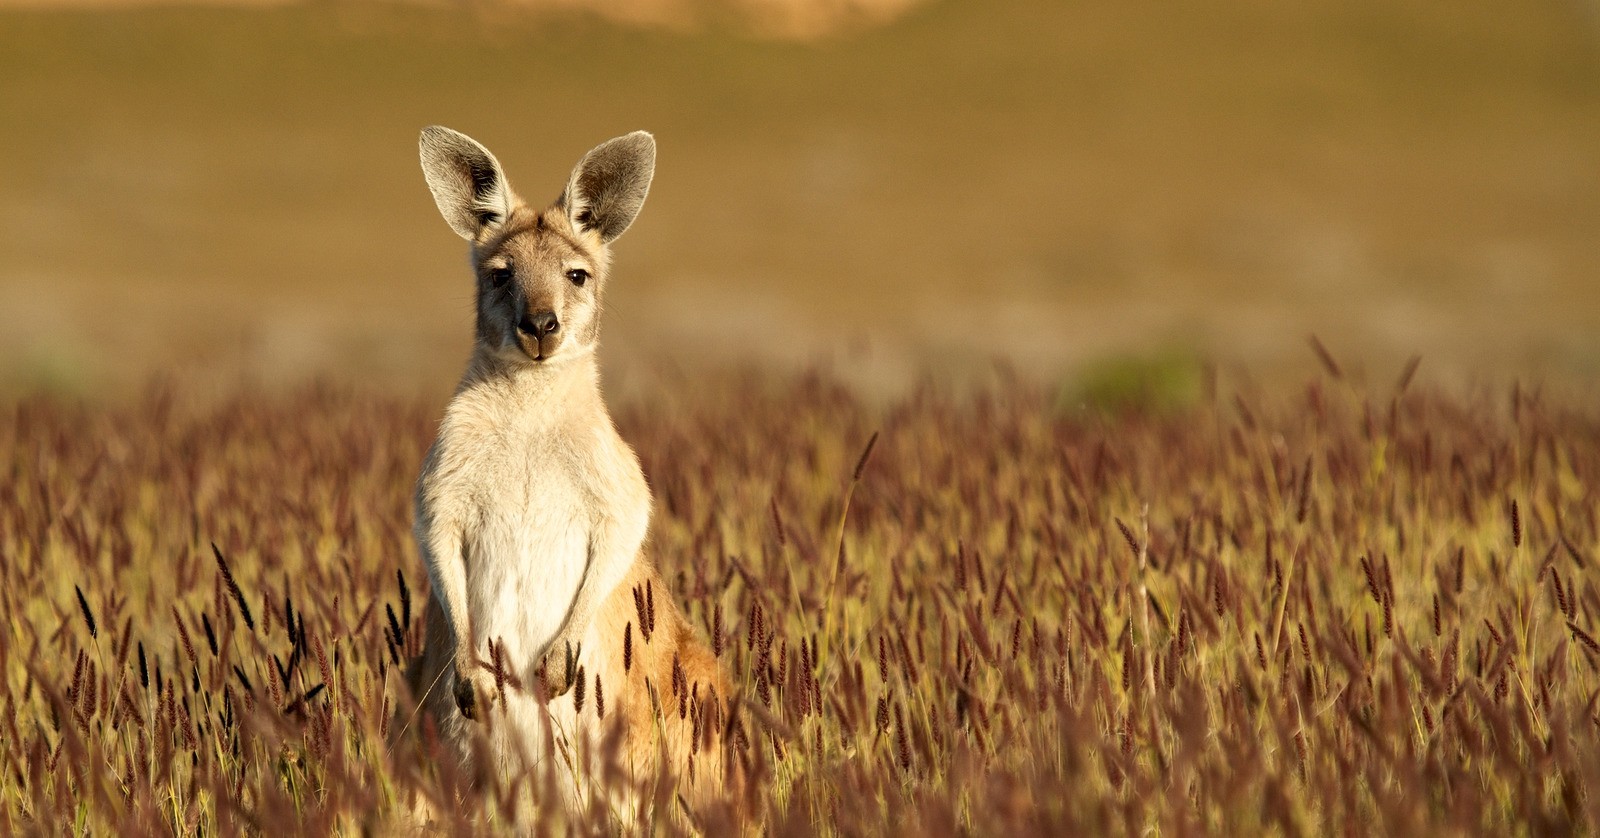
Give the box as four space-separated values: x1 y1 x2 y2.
518 310 561 359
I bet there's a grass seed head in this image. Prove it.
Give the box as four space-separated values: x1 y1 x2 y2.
8 369 1600 833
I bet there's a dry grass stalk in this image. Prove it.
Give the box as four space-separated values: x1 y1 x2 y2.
2 370 1599 833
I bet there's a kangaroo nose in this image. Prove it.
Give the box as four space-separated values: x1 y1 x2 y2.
520 311 560 337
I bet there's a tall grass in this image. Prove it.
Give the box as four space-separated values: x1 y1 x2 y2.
2 367 1599 833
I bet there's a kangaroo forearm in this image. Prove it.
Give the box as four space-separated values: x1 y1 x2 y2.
422 530 473 655
554 529 639 650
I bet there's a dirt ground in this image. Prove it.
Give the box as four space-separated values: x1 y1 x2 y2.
2 0 1597 397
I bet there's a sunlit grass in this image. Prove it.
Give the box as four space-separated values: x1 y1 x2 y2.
2 366 1599 833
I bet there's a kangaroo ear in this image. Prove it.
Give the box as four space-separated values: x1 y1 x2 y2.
419 126 514 240
562 131 655 244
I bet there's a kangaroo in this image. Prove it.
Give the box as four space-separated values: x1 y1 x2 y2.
398 127 737 824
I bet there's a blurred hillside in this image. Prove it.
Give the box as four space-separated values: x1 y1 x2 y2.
0 0 923 40
1 0 1597 396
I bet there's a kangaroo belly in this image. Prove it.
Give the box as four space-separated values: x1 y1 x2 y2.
466 489 591 673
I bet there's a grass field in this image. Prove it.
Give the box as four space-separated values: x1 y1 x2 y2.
4 362 1600 833
4 0 1600 832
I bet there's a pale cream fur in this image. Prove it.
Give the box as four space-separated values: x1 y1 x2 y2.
396 127 740 827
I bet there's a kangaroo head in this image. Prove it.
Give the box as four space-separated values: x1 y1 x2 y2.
419 126 655 366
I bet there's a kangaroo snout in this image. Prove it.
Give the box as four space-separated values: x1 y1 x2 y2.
519 311 560 338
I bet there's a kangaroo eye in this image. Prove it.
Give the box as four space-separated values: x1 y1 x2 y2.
566 269 590 287
487 266 513 288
